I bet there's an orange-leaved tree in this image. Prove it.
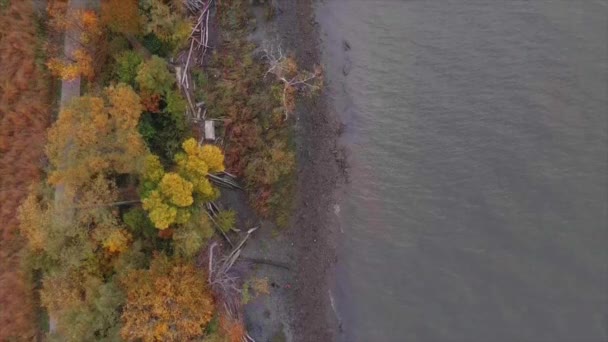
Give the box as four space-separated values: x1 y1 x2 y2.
46 3 103 80
120 254 215 341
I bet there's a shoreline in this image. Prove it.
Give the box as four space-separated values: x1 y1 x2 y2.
277 0 344 340
240 1 344 340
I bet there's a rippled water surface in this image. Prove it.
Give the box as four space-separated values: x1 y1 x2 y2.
317 1 608 341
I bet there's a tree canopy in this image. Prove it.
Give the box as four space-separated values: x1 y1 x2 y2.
12 1 276 340
19 176 131 269
176 138 225 201
46 7 102 80
101 0 140 35
120 255 214 342
141 0 191 52
136 55 174 96
42 270 124 342
141 139 225 229
46 84 146 191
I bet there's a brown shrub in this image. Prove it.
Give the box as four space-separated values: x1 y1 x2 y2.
219 313 246 342
101 0 140 35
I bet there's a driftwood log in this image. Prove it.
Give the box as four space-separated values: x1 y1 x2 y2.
240 257 291 270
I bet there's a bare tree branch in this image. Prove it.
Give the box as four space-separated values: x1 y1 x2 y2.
261 42 322 119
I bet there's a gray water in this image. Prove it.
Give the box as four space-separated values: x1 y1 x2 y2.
317 1 608 341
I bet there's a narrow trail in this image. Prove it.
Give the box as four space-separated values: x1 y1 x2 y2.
50 0 99 334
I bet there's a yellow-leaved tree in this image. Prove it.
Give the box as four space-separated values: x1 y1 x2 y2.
141 173 194 230
102 229 132 253
141 139 225 229
120 255 215 342
19 176 132 268
159 173 194 207
46 84 146 191
140 155 194 230
176 138 224 201
19 176 133 341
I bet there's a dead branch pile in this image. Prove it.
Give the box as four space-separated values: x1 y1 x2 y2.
183 0 205 12
181 0 213 87
176 1 213 125
207 227 259 342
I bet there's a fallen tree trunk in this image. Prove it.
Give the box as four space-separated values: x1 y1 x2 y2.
240 257 291 270
205 210 234 247
207 173 243 190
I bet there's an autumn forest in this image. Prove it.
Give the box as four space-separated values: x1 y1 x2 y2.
0 0 320 341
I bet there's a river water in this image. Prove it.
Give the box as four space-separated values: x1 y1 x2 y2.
316 1 608 341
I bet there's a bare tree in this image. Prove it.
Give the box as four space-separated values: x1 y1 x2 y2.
262 43 323 119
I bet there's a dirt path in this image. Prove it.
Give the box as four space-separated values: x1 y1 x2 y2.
59 0 87 105
50 0 99 334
